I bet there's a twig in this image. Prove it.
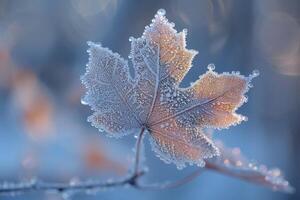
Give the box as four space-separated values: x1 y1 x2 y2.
136 169 203 190
0 127 203 197
205 162 294 193
0 176 132 194
206 161 274 185
0 128 146 196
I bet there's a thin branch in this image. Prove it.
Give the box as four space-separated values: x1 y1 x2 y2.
205 162 264 183
0 128 207 196
205 162 268 187
0 177 130 194
0 128 147 196
0 167 148 196
205 162 294 193
136 169 203 190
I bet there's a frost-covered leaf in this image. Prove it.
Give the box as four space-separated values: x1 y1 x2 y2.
205 141 294 193
81 9 257 169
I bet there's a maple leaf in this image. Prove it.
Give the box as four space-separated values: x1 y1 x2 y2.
81 9 258 169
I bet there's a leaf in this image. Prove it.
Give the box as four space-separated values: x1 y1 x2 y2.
81 9 257 169
205 141 294 193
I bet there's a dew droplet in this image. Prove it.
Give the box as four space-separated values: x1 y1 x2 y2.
224 159 230 165
87 41 93 46
81 97 88 105
207 63 215 71
251 69 260 78
157 9 166 16
129 36 134 42
236 161 243 167
69 177 80 186
98 128 104 132
270 168 281 177
62 191 74 200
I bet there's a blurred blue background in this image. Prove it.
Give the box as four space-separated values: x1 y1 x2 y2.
0 0 299 199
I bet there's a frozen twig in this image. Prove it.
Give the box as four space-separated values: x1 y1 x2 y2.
0 128 201 197
0 129 146 197
136 168 203 190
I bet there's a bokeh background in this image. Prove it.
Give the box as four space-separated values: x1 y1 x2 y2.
0 0 299 199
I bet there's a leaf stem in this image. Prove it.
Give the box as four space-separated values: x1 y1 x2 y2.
133 127 146 175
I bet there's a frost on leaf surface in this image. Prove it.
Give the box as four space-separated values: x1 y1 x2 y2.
81 9 257 169
206 141 294 193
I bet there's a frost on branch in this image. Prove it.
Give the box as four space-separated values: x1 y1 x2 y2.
81 9 258 169
205 141 294 193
